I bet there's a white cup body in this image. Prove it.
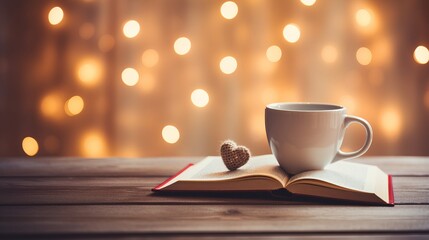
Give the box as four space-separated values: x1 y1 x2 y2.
265 103 347 174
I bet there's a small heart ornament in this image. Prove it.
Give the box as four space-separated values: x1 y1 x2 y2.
220 140 251 171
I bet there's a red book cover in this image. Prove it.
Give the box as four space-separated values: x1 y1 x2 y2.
152 163 194 191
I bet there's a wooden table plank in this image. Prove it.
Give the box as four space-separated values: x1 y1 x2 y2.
1 156 428 177
0 176 427 205
1 234 428 240
0 205 428 235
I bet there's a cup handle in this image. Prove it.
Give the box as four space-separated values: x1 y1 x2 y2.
333 115 373 162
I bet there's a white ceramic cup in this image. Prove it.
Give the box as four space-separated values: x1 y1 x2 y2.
265 102 373 175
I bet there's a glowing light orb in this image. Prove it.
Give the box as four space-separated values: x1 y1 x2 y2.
98 35 115 52
220 1 238 20
355 9 372 27
77 58 103 87
283 24 300 43
162 125 180 144
48 6 64 25
174 37 191 55
81 131 107 157
356 47 372 65
65 95 84 116
22 137 39 156
142 49 159 67
266 45 282 63
191 89 209 108
321 45 338 63
300 0 316 6
219 56 237 74
380 108 402 140
414 46 429 64
123 20 140 38
40 93 63 120
121 68 139 86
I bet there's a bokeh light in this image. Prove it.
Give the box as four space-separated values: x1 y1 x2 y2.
266 45 282 63
48 6 64 25
321 45 338 63
283 24 300 43
191 89 209 108
424 90 429 109
300 0 316 6
138 73 156 93
40 92 63 120
77 58 103 87
142 49 159 67
65 95 84 116
162 125 180 144
220 1 238 20
81 130 107 157
380 107 402 140
414 45 429 64
356 47 372 65
79 23 95 39
123 20 140 38
98 34 115 52
355 9 372 27
22 137 39 157
174 37 191 55
121 68 139 86
219 56 237 74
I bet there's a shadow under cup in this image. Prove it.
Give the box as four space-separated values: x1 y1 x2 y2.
265 102 373 175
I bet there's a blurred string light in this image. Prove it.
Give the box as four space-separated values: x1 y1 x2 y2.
174 37 191 55
79 23 95 40
142 49 159 67
121 68 139 86
77 58 103 87
40 92 63 120
65 95 84 116
356 47 372 65
321 45 338 63
414 46 429 64
219 56 237 74
162 125 180 144
48 6 64 25
191 89 209 108
123 20 140 38
355 9 372 27
220 1 238 20
424 90 429 109
266 45 282 63
22 137 39 157
138 73 156 93
300 0 316 6
283 24 300 43
81 130 107 157
98 34 115 52
380 107 402 140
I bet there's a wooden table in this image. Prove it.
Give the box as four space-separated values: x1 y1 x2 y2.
1 156 429 239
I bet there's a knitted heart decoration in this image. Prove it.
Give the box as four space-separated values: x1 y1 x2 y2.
220 140 251 171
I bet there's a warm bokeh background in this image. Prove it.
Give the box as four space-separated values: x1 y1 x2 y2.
0 0 428 158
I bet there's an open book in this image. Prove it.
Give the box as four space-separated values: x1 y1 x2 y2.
152 155 394 205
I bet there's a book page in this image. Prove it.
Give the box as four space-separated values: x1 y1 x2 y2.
287 161 379 192
187 155 289 186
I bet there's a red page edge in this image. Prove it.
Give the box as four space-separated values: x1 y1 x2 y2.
152 163 194 191
388 174 395 205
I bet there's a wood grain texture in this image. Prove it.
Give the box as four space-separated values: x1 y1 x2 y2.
0 156 428 177
0 205 428 235
0 176 427 205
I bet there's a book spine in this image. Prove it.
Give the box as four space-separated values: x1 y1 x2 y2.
152 164 194 191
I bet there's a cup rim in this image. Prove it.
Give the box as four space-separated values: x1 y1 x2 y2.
266 102 345 112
